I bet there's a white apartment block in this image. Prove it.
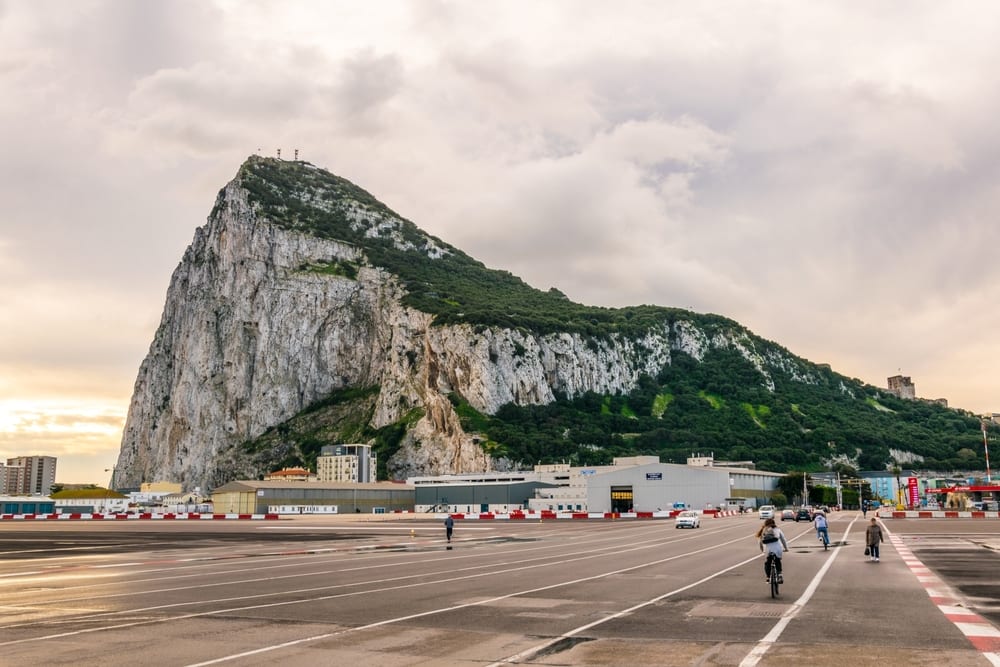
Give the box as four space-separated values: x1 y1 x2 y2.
316 444 376 483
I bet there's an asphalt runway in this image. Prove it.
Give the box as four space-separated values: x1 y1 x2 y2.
1 512 998 666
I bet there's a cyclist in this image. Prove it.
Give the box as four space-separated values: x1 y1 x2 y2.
755 517 788 583
814 510 830 546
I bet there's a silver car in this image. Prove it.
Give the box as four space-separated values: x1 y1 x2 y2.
675 510 701 528
758 505 775 519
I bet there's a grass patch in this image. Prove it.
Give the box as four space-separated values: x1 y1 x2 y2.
699 390 723 409
742 403 771 429
866 397 895 413
651 393 673 418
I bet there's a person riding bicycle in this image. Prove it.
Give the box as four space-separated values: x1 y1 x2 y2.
755 517 788 583
814 510 830 546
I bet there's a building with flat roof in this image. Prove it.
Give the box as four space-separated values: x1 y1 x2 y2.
410 456 783 514
1 495 56 514
210 480 414 514
141 482 182 493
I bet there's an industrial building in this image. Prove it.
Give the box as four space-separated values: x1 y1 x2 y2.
210 480 414 514
409 456 783 514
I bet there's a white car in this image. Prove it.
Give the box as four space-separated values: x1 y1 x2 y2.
758 505 775 519
675 510 701 529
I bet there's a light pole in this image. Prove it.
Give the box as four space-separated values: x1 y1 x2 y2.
103 467 115 513
982 420 993 484
841 477 867 510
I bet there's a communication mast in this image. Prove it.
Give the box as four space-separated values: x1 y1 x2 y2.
277 148 282 160
294 149 299 161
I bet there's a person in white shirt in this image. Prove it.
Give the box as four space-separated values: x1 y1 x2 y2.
814 510 829 546
755 518 789 582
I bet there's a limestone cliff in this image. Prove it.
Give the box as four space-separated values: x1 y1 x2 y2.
113 157 823 491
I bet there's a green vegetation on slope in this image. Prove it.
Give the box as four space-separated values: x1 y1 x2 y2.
450 348 994 474
236 156 736 339
218 157 995 479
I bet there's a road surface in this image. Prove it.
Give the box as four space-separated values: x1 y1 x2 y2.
1 512 998 666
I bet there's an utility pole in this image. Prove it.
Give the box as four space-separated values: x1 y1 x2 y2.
836 471 843 509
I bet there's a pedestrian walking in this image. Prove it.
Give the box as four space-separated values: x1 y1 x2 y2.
865 517 883 561
444 515 454 543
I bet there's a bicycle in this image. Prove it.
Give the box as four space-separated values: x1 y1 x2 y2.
766 552 781 598
817 526 829 550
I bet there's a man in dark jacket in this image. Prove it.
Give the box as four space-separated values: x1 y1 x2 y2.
444 515 454 543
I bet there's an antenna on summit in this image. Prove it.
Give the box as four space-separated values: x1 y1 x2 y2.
294 149 299 161
276 148 282 160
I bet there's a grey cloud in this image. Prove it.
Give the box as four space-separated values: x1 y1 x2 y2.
334 50 405 121
39 0 221 91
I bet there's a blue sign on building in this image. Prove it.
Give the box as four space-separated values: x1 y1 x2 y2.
646 473 663 480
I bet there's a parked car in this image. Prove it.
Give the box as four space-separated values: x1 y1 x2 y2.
758 505 775 519
795 508 813 522
675 510 701 529
781 509 796 521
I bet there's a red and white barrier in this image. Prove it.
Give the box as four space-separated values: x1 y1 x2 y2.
440 509 744 521
884 510 1000 519
0 513 279 521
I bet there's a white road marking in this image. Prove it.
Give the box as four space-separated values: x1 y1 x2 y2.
738 515 864 667
185 532 759 667
0 523 736 637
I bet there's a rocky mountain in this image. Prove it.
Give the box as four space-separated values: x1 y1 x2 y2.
113 157 991 491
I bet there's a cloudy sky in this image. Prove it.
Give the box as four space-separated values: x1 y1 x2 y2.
3 1 998 484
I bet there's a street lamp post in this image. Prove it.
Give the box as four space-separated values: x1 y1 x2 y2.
982 420 993 484
103 467 116 514
841 477 867 510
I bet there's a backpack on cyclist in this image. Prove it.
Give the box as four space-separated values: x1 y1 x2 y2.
761 526 779 544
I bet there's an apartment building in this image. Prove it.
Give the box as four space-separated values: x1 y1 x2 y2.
4 456 58 495
316 444 376 483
